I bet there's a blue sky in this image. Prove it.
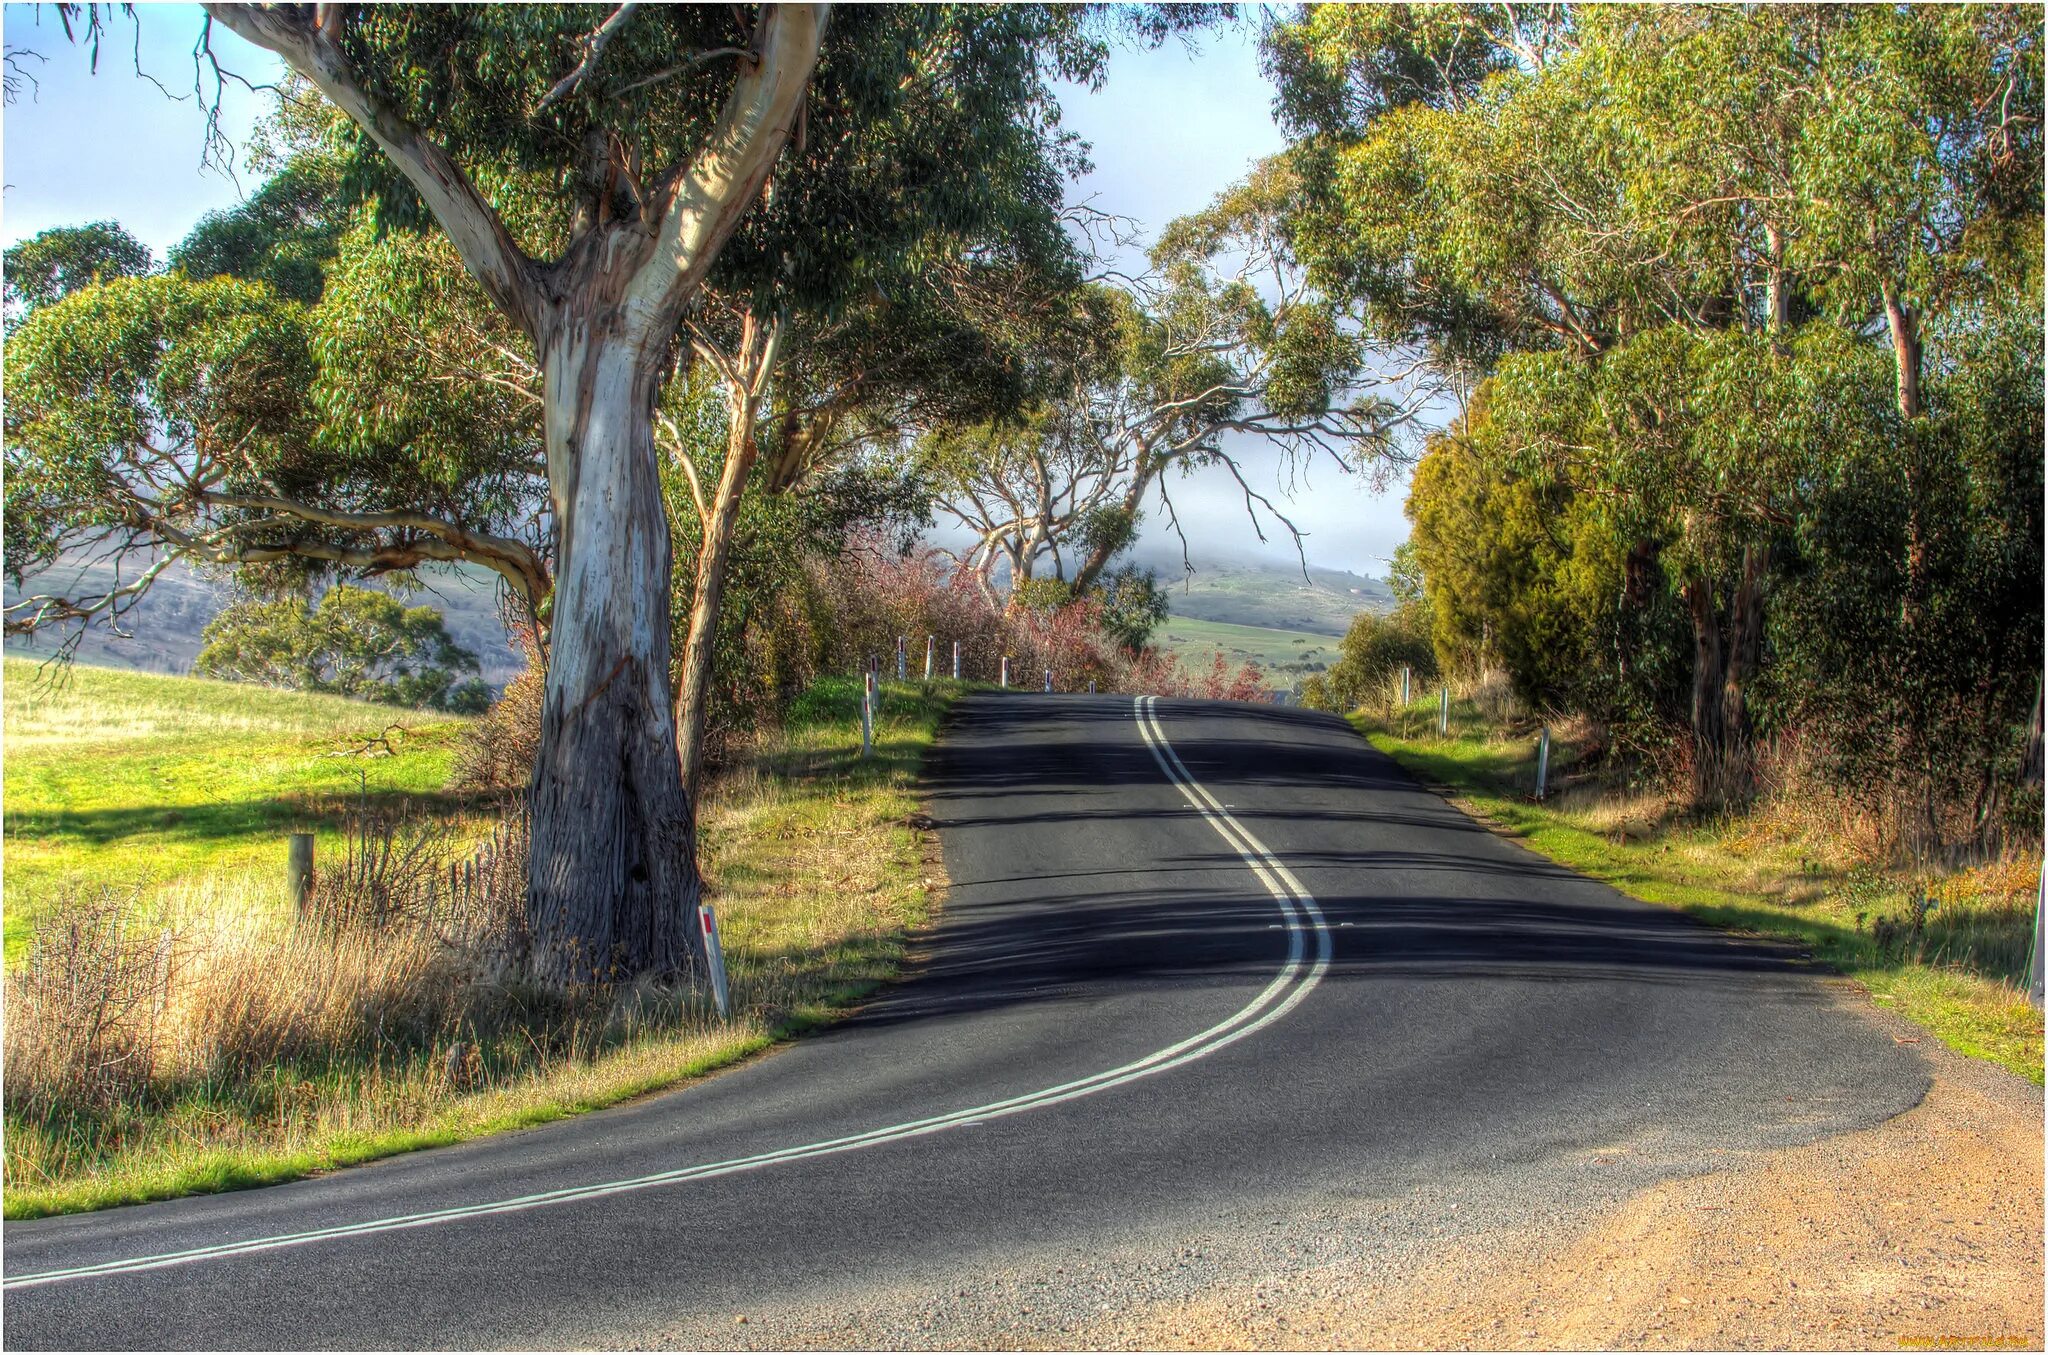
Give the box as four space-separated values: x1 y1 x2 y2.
0 6 1416 578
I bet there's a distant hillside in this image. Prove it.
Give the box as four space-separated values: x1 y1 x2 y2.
1153 616 1338 680
4 555 528 686
1128 545 1395 636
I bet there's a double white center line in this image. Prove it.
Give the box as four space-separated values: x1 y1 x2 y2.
6 696 1331 1291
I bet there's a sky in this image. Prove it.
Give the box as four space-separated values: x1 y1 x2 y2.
0 6 1419 579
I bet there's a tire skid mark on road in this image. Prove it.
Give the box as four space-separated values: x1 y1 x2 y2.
5 698 1333 1292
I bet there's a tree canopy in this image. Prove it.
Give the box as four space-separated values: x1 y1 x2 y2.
1266 2 2043 827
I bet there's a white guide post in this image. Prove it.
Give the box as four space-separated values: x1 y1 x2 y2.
698 904 732 1020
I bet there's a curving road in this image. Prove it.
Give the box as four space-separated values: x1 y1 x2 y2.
2 695 1927 1349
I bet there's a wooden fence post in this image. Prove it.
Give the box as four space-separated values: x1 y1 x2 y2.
288 833 315 912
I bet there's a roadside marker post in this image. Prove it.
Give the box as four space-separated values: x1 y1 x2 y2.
1088 680 1096 694
1439 685 1450 736
1000 656 1010 688
1043 667 1052 693
861 672 875 757
698 904 732 1021
924 635 935 680
951 641 962 680
1401 665 1412 706
896 635 906 682
1535 725 1551 799
2027 862 2044 1009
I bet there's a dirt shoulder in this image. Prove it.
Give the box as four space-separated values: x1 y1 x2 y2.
1085 1042 2043 1352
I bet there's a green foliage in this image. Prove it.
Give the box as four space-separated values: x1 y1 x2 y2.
1269 3 2043 829
1300 607 1436 714
195 585 486 712
4 273 311 586
1403 393 1646 718
170 153 347 305
2 221 152 325
1090 564 1169 654
1768 308 2045 836
309 6 1107 318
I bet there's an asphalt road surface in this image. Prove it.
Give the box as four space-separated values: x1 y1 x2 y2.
2 695 1927 1350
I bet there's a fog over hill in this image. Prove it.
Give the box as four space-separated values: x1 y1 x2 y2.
1126 543 1395 637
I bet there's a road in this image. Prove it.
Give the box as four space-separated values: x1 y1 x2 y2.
1 695 1927 1349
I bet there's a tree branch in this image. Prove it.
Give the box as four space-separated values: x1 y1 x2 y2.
201 3 544 336
624 4 828 340
535 2 641 113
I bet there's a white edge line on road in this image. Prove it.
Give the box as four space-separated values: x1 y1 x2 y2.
5 696 1333 1291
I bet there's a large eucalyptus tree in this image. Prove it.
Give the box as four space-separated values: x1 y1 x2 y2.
172 3 827 983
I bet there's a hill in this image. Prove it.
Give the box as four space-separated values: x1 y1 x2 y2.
1129 545 1395 636
4 555 527 685
1152 617 1337 680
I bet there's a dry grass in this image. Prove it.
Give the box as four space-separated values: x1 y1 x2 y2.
3 675 956 1219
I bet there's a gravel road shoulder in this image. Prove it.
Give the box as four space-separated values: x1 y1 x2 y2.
628 1009 2039 1352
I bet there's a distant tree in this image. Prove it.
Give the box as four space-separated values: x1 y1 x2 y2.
196 584 487 712
929 163 1422 602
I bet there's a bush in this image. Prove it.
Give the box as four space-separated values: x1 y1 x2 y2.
814 536 1267 698
1302 608 1437 713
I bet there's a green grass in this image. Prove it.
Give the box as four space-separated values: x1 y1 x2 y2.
1156 616 1339 678
4 658 472 961
1354 695 2044 1084
4 670 961 1219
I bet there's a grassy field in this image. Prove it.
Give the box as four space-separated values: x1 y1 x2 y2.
4 665 956 1217
1356 695 2044 1084
3 658 474 962
1155 616 1339 681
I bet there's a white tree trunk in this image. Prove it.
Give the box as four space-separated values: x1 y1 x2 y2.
527 327 702 983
